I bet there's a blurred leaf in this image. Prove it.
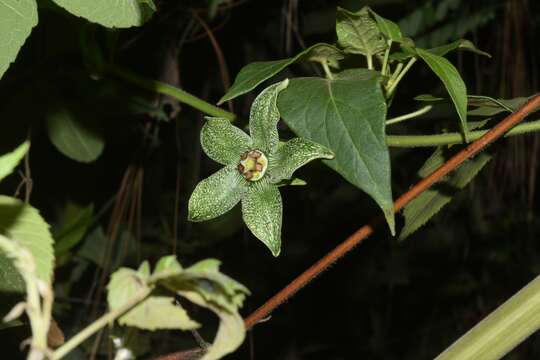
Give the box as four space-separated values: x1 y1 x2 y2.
278 74 395 235
0 196 55 285
119 296 200 331
428 39 490 57
0 141 29 183
107 267 148 310
0 0 38 79
219 43 343 104
179 290 244 360
400 148 491 240
435 274 540 360
50 0 156 28
54 203 94 258
367 8 402 42
416 48 469 141
46 105 105 163
336 7 386 56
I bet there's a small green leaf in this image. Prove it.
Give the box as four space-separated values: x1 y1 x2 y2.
153 255 183 275
278 76 395 235
219 43 342 104
269 138 334 182
400 148 491 240
0 0 38 79
0 141 29 183
50 0 156 28
416 48 469 142
119 296 200 331
181 291 245 360
201 117 251 165
367 8 402 42
0 196 55 284
242 183 282 257
428 39 490 57
336 7 386 56
46 106 105 163
54 203 93 257
107 268 148 310
188 166 248 222
249 79 289 154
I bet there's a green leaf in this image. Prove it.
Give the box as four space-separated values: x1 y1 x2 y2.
0 0 38 79
46 106 105 163
336 7 386 57
241 183 282 256
119 296 200 331
201 117 251 165
399 148 491 240
0 196 54 284
269 138 334 182
435 274 540 360
179 290 245 360
278 76 395 234
50 0 156 28
0 141 29 183
219 43 343 104
249 79 289 154
153 255 183 275
416 48 469 142
107 268 148 310
0 254 24 293
427 39 490 57
367 8 402 42
188 166 248 222
54 203 93 257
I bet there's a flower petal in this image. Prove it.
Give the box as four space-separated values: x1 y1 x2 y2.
188 166 248 222
269 138 334 182
241 182 282 256
249 79 289 154
201 117 252 165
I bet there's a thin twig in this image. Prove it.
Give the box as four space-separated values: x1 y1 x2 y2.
243 93 540 329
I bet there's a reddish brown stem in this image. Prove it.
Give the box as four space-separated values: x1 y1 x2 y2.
154 93 540 360
244 93 540 329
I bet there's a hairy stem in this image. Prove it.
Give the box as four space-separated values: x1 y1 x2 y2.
52 288 152 360
386 118 540 147
386 57 417 95
108 66 236 121
386 105 433 125
381 40 392 76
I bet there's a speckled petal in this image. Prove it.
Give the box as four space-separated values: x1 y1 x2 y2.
201 117 252 165
188 166 248 222
269 138 335 183
241 182 282 256
249 79 289 154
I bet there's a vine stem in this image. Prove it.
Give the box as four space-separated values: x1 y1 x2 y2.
108 66 236 122
386 118 540 147
386 57 417 95
52 288 152 360
242 93 540 330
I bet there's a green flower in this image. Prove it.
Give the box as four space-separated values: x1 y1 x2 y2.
188 79 334 256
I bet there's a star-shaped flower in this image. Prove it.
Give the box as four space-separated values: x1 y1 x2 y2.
188 79 334 256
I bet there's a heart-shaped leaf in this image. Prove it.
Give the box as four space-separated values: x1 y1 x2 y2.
50 0 156 28
219 43 343 104
278 74 395 234
0 0 38 79
336 7 386 57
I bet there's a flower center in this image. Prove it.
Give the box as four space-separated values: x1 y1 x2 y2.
237 149 268 181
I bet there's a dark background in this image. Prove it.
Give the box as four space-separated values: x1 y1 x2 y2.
1 0 540 359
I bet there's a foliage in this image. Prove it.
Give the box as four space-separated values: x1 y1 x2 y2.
0 1 539 359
